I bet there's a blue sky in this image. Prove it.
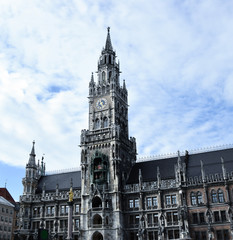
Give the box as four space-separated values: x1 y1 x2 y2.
1 0 233 201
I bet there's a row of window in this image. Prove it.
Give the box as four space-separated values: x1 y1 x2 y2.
0 217 12 223
192 210 227 224
0 234 11 240
191 189 225 205
0 225 11 232
31 219 80 231
129 229 229 240
31 204 80 217
129 189 225 210
129 229 180 240
129 194 177 209
193 229 229 240
94 118 108 129
0 208 12 214
129 211 178 228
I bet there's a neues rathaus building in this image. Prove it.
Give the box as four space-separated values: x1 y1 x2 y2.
18 29 233 240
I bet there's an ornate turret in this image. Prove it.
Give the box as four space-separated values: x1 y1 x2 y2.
22 141 45 195
23 141 38 195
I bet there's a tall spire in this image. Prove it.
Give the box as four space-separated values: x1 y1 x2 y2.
105 27 113 51
28 141 36 166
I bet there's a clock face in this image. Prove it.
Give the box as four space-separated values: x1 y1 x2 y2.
96 98 107 110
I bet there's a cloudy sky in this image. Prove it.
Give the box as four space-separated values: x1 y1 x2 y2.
1 0 233 201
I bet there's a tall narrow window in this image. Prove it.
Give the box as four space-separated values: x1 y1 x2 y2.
218 189 225 203
147 198 152 207
135 199 139 208
165 195 171 205
171 195 177 204
129 199 134 208
214 211 220 222
108 71 112 82
152 197 158 207
211 190 218 203
75 219 79 229
153 213 158 225
197 192 203 204
95 119 100 129
75 204 80 213
103 117 108 128
191 192 197 205
102 71 106 82
147 214 152 227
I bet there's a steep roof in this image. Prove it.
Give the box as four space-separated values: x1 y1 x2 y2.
105 27 113 51
36 170 81 193
0 188 15 204
187 148 233 177
127 147 233 184
127 157 177 184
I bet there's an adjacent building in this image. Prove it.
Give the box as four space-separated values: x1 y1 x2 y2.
0 195 15 240
17 29 233 240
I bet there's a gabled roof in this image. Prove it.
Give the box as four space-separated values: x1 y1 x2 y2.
127 147 233 184
36 171 81 193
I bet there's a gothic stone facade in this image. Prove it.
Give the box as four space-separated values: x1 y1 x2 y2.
18 29 233 240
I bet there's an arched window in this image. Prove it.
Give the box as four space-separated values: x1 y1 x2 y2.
218 189 225 203
191 192 196 205
92 231 103 240
211 190 218 203
197 191 203 204
102 71 106 82
95 119 100 129
109 55 111 64
92 196 102 209
103 117 108 128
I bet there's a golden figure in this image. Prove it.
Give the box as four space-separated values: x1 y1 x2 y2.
69 187 74 202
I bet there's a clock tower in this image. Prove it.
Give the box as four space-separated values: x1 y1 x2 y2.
80 28 137 240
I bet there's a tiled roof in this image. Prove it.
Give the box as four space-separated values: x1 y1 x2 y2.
0 188 15 204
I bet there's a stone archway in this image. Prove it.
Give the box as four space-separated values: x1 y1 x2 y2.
92 231 103 240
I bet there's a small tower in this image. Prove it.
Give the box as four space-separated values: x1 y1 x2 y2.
22 141 39 195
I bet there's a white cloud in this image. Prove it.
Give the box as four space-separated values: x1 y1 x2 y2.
0 0 233 175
